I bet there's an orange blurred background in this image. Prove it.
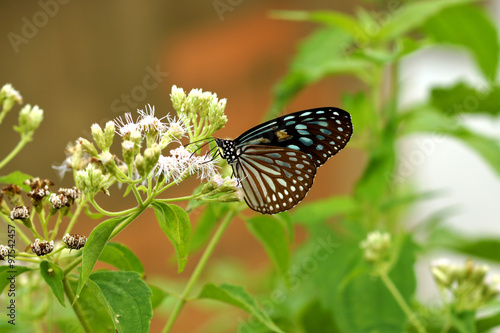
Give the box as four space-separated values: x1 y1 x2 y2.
0 1 364 332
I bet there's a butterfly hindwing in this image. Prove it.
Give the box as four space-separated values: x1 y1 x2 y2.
233 145 316 214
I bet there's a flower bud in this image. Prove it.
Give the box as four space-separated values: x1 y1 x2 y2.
0 244 9 260
17 104 43 134
122 140 136 165
2 184 23 206
91 123 107 151
135 154 146 178
10 206 31 228
143 143 161 176
78 137 99 157
75 164 112 196
0 83 22 112
31 239 54 256
171 85 186 113
360 231 391 263
104 121 115 149
63 233 87 250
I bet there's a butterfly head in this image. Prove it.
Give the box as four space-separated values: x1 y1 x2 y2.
214 138 240 164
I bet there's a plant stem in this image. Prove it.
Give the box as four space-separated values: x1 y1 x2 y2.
63 278 92 333
64 197 87 236
162 209 236 333
380 271 427 333
0 136 30 170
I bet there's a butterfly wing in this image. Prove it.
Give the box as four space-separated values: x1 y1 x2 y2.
234 107 352 167
232 145 317 214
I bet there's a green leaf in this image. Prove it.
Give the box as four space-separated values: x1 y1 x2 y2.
40 261 65 306
88 271 153 333
271 10 361 38
0 171 32 191
315 232 418 332
355 118 397 205
100 242 144 275
67 277 115 332
430 82 500 116
0 265 32 294
291 196 358 225
270 27 370 118
76 215 130 300
428 226 500 263
477 308 500 332
190 203 228 253
299 299 340 333
152 201 191 273
148 284 169 309
246 216 290 282
402 106 500 177
198 283 285 333
424 5 499 81
377 0 473 42
451 127 500 177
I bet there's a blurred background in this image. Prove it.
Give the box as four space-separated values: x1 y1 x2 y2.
0 1 499 332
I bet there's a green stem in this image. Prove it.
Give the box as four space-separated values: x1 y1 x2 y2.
64 197 88 236
154 194 201 203
63 278 92 333
88 197 140 217
162 209 236 333
380 272 427 333
0 136 30 170
4 218 31 245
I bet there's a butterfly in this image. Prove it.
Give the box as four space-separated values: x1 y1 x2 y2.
214 107 352 214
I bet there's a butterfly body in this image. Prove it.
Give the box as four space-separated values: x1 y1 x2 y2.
215 107 352 214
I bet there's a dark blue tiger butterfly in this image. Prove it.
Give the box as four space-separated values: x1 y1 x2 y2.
215 107 352 214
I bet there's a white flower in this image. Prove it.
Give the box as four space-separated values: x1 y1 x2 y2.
137 104 167 133
114 112 138 136
156 145 219 183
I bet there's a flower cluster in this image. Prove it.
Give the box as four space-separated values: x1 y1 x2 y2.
360 231 391 263
170 85 227 141
431 259 499 312
65 86 229 198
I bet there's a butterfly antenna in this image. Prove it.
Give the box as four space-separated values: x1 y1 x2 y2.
185 138 214 158
200 145 219 165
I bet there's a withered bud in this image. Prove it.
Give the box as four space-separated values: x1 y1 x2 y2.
31 239 54 256
63 233 87 250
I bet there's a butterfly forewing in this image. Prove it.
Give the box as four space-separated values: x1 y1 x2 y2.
234 145 317 214
235 107 352 167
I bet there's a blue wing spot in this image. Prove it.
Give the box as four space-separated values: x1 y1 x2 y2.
320 128 332 135
297 129 309 135
316 135 325 140
338 127 344 132
285 121 295 126
300 112 312 117
276 160 291 168
295 124 307 130
316 144 323 151
309 121 328 127
316 110 325 114
266 153 281 158
333 111 339 116
299 137 313 146
287 144 300 151
284 116 295 121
